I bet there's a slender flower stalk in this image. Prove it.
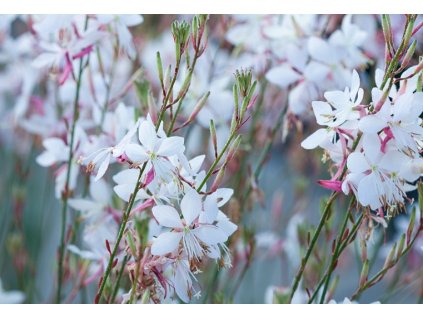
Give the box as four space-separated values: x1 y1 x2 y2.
56 54 85 304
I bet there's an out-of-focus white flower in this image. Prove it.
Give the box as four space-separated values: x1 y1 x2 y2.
96 15 143 59
0 279 25 304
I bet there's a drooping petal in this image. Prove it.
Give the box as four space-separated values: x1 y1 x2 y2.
95 152 111 181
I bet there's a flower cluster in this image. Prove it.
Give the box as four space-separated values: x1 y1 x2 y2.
302 67 423 214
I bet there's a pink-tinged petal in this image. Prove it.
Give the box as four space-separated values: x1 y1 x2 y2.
265 65 301 88
301 128 328 150
144 166 155 186
95 152 111 181
358 115 386 134
138 119 157 151
347 152 369 173
312 101 333 126
152 205 183 228
125 143 149 163
181 189 202 225
157 136 185 157
193 226 228 245
131 198 155 214
58 56 73 85
317 180 342 192
151 231 182 256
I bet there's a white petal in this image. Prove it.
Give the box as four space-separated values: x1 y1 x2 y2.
312 101 333 126
180 189 202 225
152 205 183 228
358 115 386 134
350 70 360 101
301 128 328 149
68 199 99 213
138 119 157 151
125 143 149 163
113 169 139 184
358 173 382 209
193 226 228 245
157 136 185 157
151 231 182 256
213 188 233 207
265 65 301 88
95 152 111 181
347 152 369 174
362 133 381 164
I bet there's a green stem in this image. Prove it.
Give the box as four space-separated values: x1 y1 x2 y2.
95 165 146 303
351 225 422 301
56 54 85 304
288 192 338 303
110 255 128 304
308 212 363 303
319 198 355 303
197 133 236 193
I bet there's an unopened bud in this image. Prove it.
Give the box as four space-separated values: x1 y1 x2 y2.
382 15 393 49
359 260 369 288
210 167 225 193
384 242 397 269
396 233 406 260
226 135 242 164
209 119 218 159
406 208 416 245
156 51 164 86
188 91 209 122
400 40 417 70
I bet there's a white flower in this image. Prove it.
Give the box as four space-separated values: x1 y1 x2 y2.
313 70 363 127
96 15 143 59
360 89 423 156
81 118 139 181
125 116 185 183
344 134 409 210
151 189 228 260
0 279 25 304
